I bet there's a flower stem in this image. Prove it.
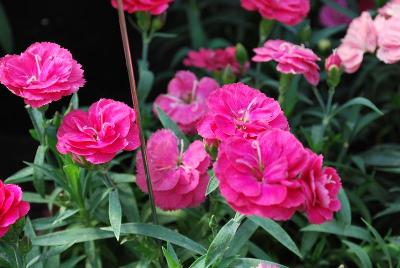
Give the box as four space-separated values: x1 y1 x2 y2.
278 73 293 109
115 0 158 225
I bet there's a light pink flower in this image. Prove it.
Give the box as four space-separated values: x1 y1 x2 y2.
57 99 140 165
111 0 173 15
240 0 310 26
256 263 280 268
376 16 400 64
319 0 352 27
0 42 85 108
337 12 378 73
0 180 30 238
253 40 321 86
197 83 288 145
300 150 342 224
136 129 210 210
183 47 248 75
325 50 342 71
154 71 219 134
378 0 400 18
214 129 308 221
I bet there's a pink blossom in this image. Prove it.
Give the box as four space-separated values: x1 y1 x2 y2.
300 150 342 224
240 0 310 26
319 0 352 27
376 16 400 64
0 180 30 238
111 0 173 15
154 71 219 134
214 129 308 221
136 129 210 210
325 50 342 71
197 83 288 145
57 99 140 165
378 0 400 18
183 47 248 75
253 40 321 86
337 12 378 73
0 42 85 108
256 263 280 268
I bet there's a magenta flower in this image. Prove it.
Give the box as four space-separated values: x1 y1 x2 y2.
319 0 352 27
253 40 321 86
214 129 308 221
0 180 30 238
197 83 288 145
136 129 210 210
183 47 248 75
57 99 140 165
337 12 378 73
300 150 342 224
111 0 173 15
325 50 342 71
240 0 310 26
154 71 219 134
0 42 85 108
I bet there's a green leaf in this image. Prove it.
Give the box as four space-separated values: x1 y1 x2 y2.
249 216 302 258
0 2 13 53
110 173 135 184
337 189 352 226
109 189 122 241
155 106 189 147
205 219 241 267
52 209 80 224
311 25 347 45
226 219 258 257
343 240 372 268
333 97 383 117
206 170 219 195
26 243 75 268
374 202 400 218
63 164 84 209
301 221 371 241
33 146 47 196
362 219 393 268
5 166 33 184
26 107 45 141
138 62 155 104
23 192 48 204
189 255 206 268
162 243 182 268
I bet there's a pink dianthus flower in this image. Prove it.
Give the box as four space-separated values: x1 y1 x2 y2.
111 0 173 15
0 180 30 238
240 0 310 26
136 129 210 210
183 47 248 75
214 129 308 221
197 83 288 145
376 16 400 64
0 42 85 108
154 71 219 134
300 150 342 224
253 40 321 86
57 99 140 165
337 12 378 73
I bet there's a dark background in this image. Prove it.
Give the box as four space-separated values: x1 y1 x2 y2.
0 0 149 176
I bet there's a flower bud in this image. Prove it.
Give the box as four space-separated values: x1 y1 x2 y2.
325 50 342 88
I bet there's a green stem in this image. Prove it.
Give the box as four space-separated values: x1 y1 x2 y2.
278 74 293 107
141 32 150 66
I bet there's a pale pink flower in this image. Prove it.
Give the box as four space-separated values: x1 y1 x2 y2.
337 12 378 73
197 83 288 145
0 42 85 108
325 50 342 71
136 129 210 210
111 0 173 15
57 99 140 165
256 263 280 268
319 0 352 27
214 129 308 221
183 47 248 75
0 180 30 238
253 40 321 86
300 150 342 224
378 0 400 18
376 16 400 64
154 71 219 134
240 0 310 26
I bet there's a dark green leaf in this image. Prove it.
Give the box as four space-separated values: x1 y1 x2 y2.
343 240 372 268
109 189 122 241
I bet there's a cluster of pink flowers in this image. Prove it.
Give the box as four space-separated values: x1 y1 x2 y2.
183 47 248 75
154 71 219 134
253 40 321 86
136 129 210 210
241 0 310 26
57 99 140 165
0 180 30 238
111 0 173 15
337 0 400 73
0 42 85 108
201 83 342 223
